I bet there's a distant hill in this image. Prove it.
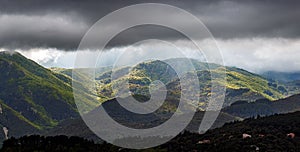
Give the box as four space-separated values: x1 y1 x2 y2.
96 58 287 109
223 94 300 118
285 80 300 95
262 71 300 82
261 71 300 95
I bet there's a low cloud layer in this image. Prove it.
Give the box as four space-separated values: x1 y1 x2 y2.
217 38 300 73
15 38 300 73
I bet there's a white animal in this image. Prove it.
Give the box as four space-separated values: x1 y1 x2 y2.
0 104 3 114
242 133 252 139
3 127 8 140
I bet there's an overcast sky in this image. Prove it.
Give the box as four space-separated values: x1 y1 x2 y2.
0 0 299 73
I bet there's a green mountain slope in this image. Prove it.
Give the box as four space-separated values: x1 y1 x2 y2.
96 58 286 109
50 67 112 104
0 51 97 137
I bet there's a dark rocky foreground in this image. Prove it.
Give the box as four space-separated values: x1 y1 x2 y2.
1 111 300 152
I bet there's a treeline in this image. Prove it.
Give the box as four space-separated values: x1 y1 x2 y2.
0 135 119 152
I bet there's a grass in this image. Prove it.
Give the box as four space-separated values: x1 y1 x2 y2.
0 100 42 130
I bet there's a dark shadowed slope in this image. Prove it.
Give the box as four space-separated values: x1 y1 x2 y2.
223 94 300 118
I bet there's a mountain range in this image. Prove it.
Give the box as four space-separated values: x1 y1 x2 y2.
0 51 299 145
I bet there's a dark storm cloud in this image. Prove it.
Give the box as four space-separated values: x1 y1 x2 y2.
0 0 299 50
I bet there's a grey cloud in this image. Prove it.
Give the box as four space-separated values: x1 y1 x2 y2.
0 14 88 50
0 0 299 50
19 38 300 73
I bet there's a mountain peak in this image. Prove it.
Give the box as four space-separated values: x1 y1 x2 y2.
0 50 21 56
